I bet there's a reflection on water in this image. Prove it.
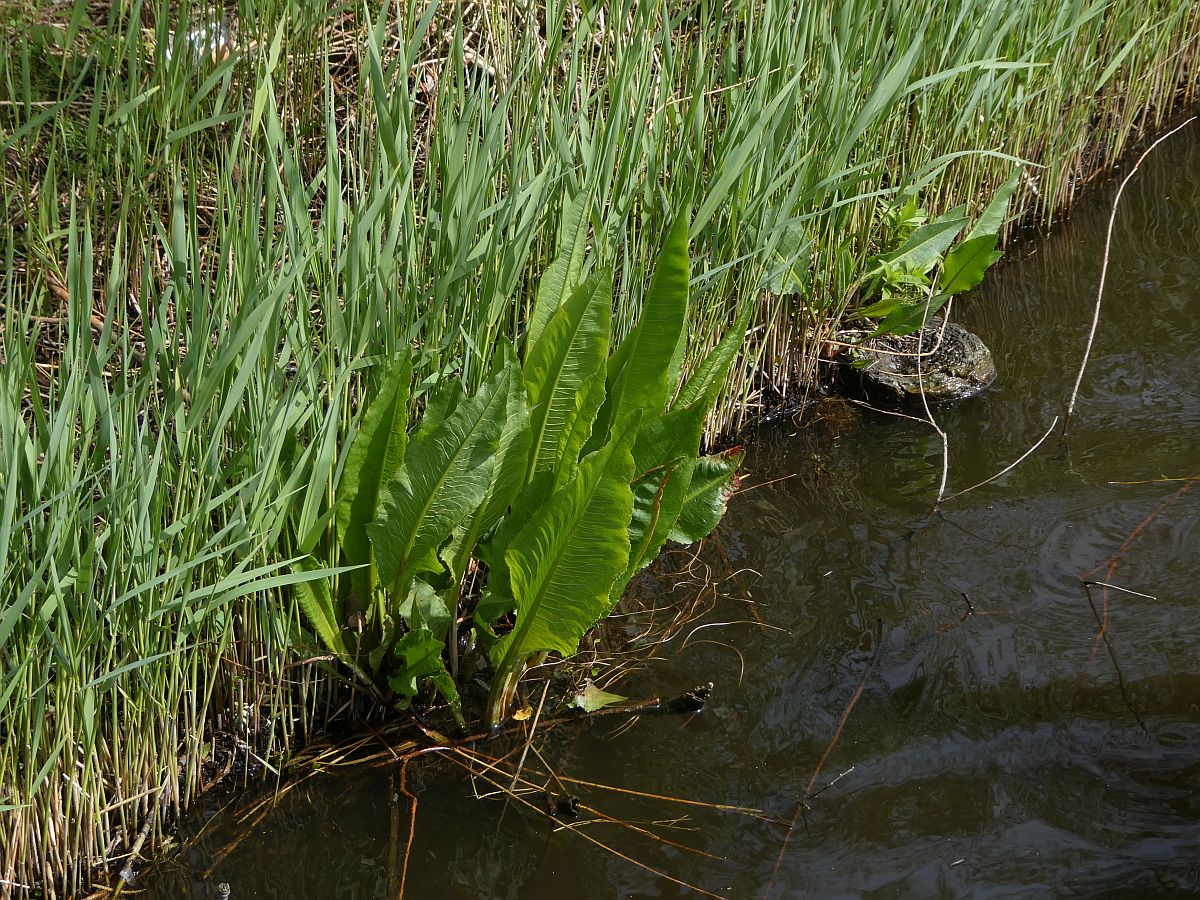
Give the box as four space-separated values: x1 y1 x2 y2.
147 131 1200 899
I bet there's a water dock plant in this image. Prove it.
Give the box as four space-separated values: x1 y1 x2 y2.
1 0 1198 892
295 214 747 727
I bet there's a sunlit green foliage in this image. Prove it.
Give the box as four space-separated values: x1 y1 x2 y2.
299 217 745 726
852 170 1020 336
0 0 1196 890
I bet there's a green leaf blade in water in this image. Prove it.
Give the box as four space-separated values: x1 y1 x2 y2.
571 681 627 713
368 364 513 594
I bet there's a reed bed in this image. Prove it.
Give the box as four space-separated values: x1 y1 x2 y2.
0 0 1197 893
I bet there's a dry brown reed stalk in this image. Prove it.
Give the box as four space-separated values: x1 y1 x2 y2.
940 415 1061 504
440 743 743 898
1081 582 1150 733
1081 476 1198 660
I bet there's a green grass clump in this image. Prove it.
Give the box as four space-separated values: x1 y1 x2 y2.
0 0 1197 892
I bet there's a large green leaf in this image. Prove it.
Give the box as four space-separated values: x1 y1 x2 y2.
552 368 607 492
620 401 710 585
876 206 969 274
523 269 612 485
387 627 460 718
938 169 1020 296
965 168 1021 241
399 578 453 636
939 236 1003 295
668 449 745 545
291 555 347 657
368 364 512 596
491 414 640 683
524 189 590 358
607 214 691 420
673 297 754 411
623 457 694 585
290 556 376 686
418 377 466 431
476 348 533 533
335 353 411 604
438 349 531 585
869 292 951 338
587 213 692 454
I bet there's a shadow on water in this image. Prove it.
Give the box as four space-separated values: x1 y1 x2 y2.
146 130 1200 899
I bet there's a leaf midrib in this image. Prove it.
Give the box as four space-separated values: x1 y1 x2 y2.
526 285 602 484
500 443 622 671
392 376 506 581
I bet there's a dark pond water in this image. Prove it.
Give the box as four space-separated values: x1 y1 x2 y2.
146 130 1200 899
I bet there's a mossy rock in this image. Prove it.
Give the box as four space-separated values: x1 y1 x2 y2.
836 319 996 403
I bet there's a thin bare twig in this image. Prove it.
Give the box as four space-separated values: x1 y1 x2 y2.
917 295 952 507
442 750 730 899
499 680 552 828
395 759 418 899
1063 117 1197 435
941 415 1060 502
1081 582 1148 733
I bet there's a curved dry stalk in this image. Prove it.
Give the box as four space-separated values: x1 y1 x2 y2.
677 639 747 686
551 810 726 864
1063 117 1197 435
1107 474 1200 485
547 774 779 822
440 749 730 899
941 415 1060 503
677 619 786 649
843 397 933 426
916 295 952 507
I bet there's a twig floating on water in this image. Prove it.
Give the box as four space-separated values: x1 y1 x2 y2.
941 415 1060 503
1082 582 1148 733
